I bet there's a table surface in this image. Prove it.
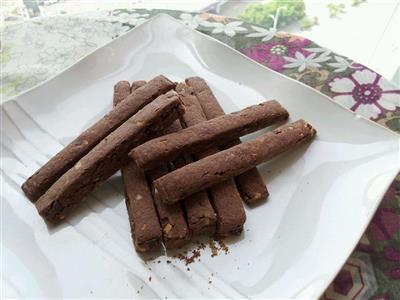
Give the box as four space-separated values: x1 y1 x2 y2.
219 0 400 85
3 0 399 84
1 8 399 300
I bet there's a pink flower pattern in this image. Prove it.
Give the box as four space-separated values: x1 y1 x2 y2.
328 69 400 119
243 38 311 72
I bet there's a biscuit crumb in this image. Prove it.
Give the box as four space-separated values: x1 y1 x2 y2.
209 239 218 257
163 223 173 234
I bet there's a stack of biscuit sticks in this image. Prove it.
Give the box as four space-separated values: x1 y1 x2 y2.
22 75 316 252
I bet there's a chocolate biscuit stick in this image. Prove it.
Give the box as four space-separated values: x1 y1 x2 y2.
176 83 245 236
154 120 316 204
172 154 217 235
22 75 175 202
130 100 289 170
186 77 269 204
36 91 184 224
146 120 191 248
163 120 216 236
114 81 162 252
113 81 131 104
148 163 190 249
170 124 217 235
131 80 147 91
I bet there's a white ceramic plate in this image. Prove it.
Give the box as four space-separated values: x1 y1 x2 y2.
1 14 399 299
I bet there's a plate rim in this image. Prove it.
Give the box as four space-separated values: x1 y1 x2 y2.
3 13 399 140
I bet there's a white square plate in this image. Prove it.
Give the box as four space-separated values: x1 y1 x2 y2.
1 14 399 299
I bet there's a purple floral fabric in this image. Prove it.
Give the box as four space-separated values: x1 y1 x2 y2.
238 34 400 300
243 38 311 72
328 69 400 120
182 11 400 299
240 35 399 122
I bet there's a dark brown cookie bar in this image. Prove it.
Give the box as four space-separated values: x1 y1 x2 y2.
173 153 217 235
130 100 289 170
114 80 162 252
148 164 190 249
113 81 131 104
199 148 246 236
186 77 269 204
176 83 245 236
131 80 147 91
154 120 316 204
163 120 216 236
123 162 162 252
22 75 175 202
35 91 184 224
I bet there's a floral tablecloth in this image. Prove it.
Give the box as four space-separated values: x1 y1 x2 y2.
1 9 399 299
